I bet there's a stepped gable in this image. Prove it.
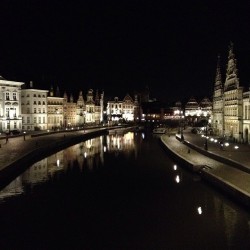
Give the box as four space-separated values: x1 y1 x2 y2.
123 93 133 102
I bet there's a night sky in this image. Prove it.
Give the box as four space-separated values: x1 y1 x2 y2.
1 0 250 103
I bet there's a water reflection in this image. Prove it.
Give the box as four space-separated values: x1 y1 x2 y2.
0 133 136 201
0 132 249 249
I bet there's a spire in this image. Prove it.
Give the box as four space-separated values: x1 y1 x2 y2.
63 91 68 102
56 86 60 97
50 86 54 97
226 41 238 77
70 93 74 103
77 90 85 106
214 55 223 90
225 41 239 90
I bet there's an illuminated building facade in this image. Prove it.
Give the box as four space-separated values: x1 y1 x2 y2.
47 87 64 130
63 92 77 127
212 56 224 136
184 97 212 126
0 75 24 132
106 94 138 123
21 81 48 131
76 91 85 125
212 43 245 142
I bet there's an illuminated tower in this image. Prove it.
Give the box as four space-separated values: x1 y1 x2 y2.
223 42 243 141
212 55 224 136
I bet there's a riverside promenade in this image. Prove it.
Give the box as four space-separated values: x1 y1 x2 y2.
161 128 250 208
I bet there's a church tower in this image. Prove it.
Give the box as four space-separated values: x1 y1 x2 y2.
223 42 243 141
76 90 85 125
212 55 224 136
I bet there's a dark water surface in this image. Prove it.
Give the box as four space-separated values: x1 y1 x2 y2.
0 132 249 249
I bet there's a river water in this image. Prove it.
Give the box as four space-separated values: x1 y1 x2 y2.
0 131 249 249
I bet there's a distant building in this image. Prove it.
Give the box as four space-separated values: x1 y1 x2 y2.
0 75 24 132
76 91 85 125
140 101 174 123
94 90 104 124
84 89 95 123
63 92 77 127
184 97 212 125
106 94 138 123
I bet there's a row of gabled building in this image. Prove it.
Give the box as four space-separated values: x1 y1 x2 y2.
0 77 141 132
0 71 213 133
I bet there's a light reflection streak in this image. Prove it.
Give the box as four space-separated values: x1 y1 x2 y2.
0 132 136 200
197 206 202 215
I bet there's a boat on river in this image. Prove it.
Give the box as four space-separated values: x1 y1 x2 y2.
153 127 166 134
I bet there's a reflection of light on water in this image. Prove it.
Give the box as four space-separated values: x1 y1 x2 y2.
117 138 120 149
104 146 106 152
56 159 60 167
0 177 24 202
197 206 202 215
86 139 93 149
173 164 177 171
124 132 134 143
84 152 87 158
142 133 145 139
175 175 180 183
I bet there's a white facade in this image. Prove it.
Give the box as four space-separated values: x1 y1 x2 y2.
21 86 48 131
85 89 95 123
76 91 85 125
0 76 24 132
106 94 137 122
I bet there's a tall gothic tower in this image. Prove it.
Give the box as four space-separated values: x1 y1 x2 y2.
224 42 239 91
212 55 224 136
223 42 243 141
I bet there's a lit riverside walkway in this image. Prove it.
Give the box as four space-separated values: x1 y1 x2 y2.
161 129 250 196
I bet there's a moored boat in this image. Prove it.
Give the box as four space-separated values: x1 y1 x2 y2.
153 128 166 134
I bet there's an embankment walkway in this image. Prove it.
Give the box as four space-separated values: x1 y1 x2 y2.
161 131 250 208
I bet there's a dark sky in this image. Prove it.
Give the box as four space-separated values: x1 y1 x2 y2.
1 0 250 102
